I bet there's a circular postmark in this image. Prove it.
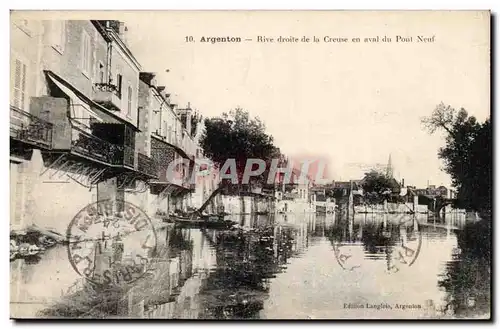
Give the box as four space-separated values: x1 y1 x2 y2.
333 213 422 274
66 199 158 286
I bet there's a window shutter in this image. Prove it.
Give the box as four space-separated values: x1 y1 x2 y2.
20 62 26 108
13 59 22 108
86 34 91 72
127 86 132 115
13 59 27 109
83 34 87 70
116 74 123 95
82 32 88 73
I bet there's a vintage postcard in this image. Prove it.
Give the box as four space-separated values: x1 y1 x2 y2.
9 10 491 320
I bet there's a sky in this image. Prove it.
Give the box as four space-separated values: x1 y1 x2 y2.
119 11 490 188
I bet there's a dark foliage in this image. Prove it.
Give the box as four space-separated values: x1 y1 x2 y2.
200 108 281 186
361 170 396 204
437 221 491 318
422 103 491 212
361 170 394 194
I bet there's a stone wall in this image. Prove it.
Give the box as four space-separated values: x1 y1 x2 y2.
18 150 96 235
221 195 273 215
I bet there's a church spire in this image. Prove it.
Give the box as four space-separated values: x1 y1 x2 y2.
386 154 394 178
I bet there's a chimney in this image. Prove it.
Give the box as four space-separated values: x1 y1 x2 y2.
104 20 128 44
118 22 127 44
401 178 405 187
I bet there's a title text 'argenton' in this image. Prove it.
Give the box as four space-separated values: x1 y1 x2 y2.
199 36 242 44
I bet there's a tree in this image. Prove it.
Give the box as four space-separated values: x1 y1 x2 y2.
361 170 395 204
422 103 491 213
362 170 394 194
200 108 281 188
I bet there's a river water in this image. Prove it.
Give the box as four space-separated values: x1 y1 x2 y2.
10 212 491 319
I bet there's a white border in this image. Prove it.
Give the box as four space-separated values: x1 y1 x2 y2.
2 1 498 329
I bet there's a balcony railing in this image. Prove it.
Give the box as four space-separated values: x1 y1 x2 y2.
71 125 121 164
10 106 53 149
137 153 158 178
94 83 120 96
92 83 121 111
123 145 135 168
71 127 137 169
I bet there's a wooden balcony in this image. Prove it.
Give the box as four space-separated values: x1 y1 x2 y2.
92 83 121 112
122 145 135 169
137 152 158 179
69 126 136 169
151 132 195 162
10 106 53 149
70 125 121 165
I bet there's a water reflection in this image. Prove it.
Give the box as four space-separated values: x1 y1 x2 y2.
10 212 490 319
437 220 491 318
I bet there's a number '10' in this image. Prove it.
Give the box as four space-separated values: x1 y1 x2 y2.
185 36 194 42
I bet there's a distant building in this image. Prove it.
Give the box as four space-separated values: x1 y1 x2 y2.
413 185 448 198
332 181 361 197
276 167 311 202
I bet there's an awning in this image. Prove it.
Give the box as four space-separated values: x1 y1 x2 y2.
151 134 194 161
149 181 190 195
47 73 102 121
45 71 141 132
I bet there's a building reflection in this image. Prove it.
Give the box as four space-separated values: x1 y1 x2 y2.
37 213 323 319
327 213 421 270
31 211 491 319
197 213 316 319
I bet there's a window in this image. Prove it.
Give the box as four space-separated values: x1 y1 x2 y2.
11 58 27 111
152 107 161 135
116 73 123 97
81 30 91 76
127 85 133 117
51 20 66 54
97 62 104 83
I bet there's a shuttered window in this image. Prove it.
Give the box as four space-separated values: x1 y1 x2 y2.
12 59 27 110
81 31 91 75
152 106 161 135
116 74 123 97
127 85 133 116
98 62 104 83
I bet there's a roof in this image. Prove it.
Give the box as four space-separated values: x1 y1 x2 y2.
333 181 360 189
388 177 401 189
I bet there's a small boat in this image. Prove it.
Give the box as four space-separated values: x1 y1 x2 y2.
168 186 236 229
171 214 235 229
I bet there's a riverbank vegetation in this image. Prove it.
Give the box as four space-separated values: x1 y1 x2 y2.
200 108 281 191
360 170 399 204
422 103 491 216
